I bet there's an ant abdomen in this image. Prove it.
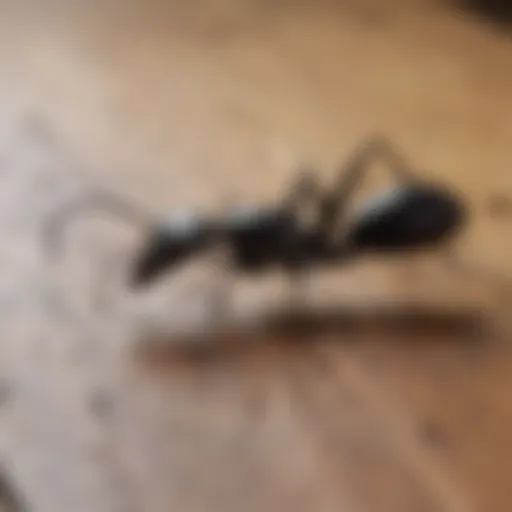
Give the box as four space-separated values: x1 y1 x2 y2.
345 184 467 252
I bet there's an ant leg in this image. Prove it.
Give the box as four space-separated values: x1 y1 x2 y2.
205 254 235 333
179 250 233 334
362 135 418 181
283 265 313 319
319 136 418 236
318 143 375 236
282 167 324 214
202 192 242 331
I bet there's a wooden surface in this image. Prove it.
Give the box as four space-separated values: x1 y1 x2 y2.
1 0 512 511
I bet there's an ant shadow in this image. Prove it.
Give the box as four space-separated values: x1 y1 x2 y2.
136 301 493 369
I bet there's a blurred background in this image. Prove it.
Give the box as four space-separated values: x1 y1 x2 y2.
0 0 512 511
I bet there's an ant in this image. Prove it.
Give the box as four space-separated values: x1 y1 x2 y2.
43 135 509 320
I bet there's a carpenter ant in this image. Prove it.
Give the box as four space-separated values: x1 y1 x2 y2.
44 136 467 284
45 135 510 310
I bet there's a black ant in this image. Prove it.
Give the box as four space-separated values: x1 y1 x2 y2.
43 135 509 315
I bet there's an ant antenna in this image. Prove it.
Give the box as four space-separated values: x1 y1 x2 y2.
42 189 155 259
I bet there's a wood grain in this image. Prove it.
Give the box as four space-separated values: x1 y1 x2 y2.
0 0 511 510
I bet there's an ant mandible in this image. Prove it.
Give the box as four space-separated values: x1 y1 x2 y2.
44 135 473 305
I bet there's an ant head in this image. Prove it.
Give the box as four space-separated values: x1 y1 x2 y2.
345 183 468 252
130 212 214 288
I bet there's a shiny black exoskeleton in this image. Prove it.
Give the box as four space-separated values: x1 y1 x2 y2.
43 136 467 289
127 137 467 286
